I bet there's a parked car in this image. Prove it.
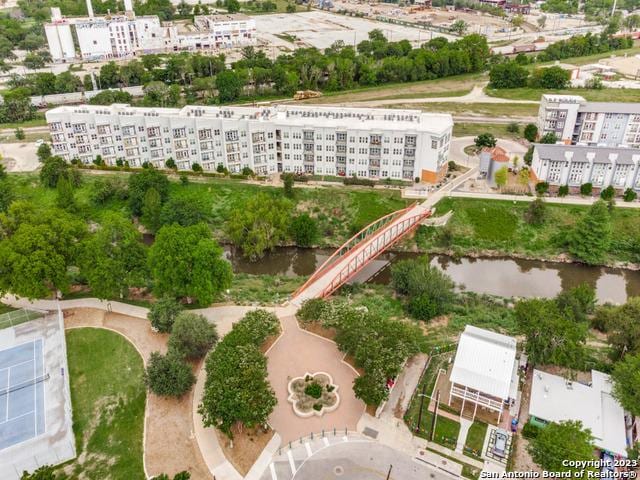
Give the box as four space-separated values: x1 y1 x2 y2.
493 430 508 457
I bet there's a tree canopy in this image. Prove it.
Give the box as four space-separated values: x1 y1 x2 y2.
611 353 640 417
568 200 611 265
148 223 232 304
528 421 594 472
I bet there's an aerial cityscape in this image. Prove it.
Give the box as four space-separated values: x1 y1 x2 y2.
0 0 639 479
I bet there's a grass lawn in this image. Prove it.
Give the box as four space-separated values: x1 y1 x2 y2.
486 86 640 103
0 114 47 130
63 328 145 480
227 273 304 305
297 73 486 105
420 197 640 264
419 411 461 449
395 102 539 118
464 421 488 459
453 122 523 140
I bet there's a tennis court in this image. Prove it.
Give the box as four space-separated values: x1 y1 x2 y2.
0 339 46 450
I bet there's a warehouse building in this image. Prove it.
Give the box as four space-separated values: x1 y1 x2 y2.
45 103 453 181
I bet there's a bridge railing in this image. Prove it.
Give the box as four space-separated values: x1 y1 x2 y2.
319 208 432 297
291 204 415 300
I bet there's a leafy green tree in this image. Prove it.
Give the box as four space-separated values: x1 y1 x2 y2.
79 213 147 300
141 187 162 233
40 156 80 188
539 132 558 144
525 197 546 225
200 343 276 437
282 173 295 198
227 193 292 260
558 185 569 197
489 61 529 88
159 195 208 227
148 297 184 333
290 214 318 247
515 298 587 368
529 66 570 89
391 257 455 320
555 284 596 324
474 133 497 148
128 168 170 216
226 0 241 13
600 298 640 360
494 166 508 188
168 312 218 360
148 223 232 304
144 351 195 397
449 20 469 35
612 353 640 416
14 128 25 140
524 146 534 166
600 185 615 200
0 203 86 298
568 200 611 265
165 158 176 169
36 143 51 162
215 70 243 102
524 124 538 142
0 175 13 212
55 175 76 211
528 421 594 472
353 369 388 405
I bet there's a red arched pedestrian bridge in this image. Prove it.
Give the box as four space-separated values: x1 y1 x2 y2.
291 202 432 305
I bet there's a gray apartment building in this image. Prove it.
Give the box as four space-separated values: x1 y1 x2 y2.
537 94 640 148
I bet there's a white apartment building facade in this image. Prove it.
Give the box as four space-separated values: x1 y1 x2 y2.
531 143 640 192
45 103 453 182
45 0 256 62
537 94 640 148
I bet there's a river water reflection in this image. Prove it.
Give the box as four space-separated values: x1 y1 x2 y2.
224 247 640 304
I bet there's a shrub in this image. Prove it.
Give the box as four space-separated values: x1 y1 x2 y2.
525 198 546 225
558 185 569 197
168 312 218 360
539 132 558 144
522 421 541 439
223 309 280 347
312 403 322 411
474 132 497 148
524 146 534 166
580 183 593 196
343 176 375 187
290 213 318 247
524 124 538 142
304 382 323 399
297 298 328 324
144 351 195 397
600 185 615 200
506 122 520 134
165 158 176 169
282 172 295 198
624 188 637 202
148 297 184 333
191 163 202 172
535 182 549 195
408 294 439 321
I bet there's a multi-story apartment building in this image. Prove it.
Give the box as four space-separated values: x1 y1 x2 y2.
45 103 453 182
537 94 640 148
45 0 255 62
531 143 640 192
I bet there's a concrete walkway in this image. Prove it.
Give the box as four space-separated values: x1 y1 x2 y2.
456 418 473 454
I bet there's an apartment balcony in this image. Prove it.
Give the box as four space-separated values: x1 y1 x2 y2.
369 160 380 167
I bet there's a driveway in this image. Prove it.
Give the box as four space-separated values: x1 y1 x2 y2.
266 315 365 444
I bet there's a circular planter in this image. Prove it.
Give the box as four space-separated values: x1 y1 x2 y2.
287 371 340 418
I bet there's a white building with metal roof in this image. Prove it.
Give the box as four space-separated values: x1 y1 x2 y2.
529 369 628 457
448 325 518 423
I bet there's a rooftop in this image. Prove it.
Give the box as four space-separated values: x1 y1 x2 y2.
449 325 517 400
534 143 640 165
46 104 453 134
529 369 627 457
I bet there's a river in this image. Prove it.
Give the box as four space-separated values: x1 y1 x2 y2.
224 247 640 304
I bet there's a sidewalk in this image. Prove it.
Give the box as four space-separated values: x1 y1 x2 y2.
450 190 640 209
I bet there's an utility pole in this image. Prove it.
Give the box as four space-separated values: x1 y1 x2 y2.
429 390 440 442
611 0 617 17
415 382 426 433
386 464 393 480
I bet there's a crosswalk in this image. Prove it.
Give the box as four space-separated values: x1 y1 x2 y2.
260 432 370 480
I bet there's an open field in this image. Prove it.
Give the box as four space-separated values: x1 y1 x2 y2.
294 73 485 105
63 328 145 479
486 86 640 103
453 123 523 140
392 102 539 117
421 197 640 264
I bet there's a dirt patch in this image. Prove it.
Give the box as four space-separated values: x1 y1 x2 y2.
63 308 211 480
216 426 274 476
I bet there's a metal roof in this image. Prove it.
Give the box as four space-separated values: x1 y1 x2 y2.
534 143 640 165
529 369 627 457
449 326 517 400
